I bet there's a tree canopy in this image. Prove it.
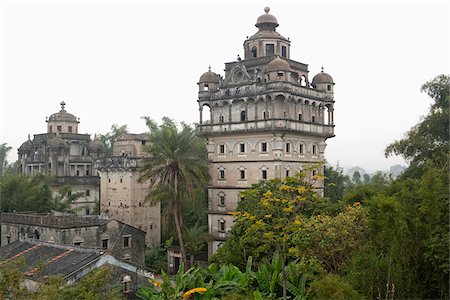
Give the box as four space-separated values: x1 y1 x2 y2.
139 117 208 270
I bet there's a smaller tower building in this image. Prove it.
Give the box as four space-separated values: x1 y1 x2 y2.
17 102 103 215
96 133 161 246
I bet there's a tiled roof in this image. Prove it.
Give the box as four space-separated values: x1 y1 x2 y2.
0 241 103 280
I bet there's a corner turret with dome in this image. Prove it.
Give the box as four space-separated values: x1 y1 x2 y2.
198 66 220 93
195 7 336 257
312 67 335 93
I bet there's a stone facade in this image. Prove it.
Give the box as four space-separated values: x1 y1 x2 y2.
197 8 336 256
96 133 161 247
0 212 146 265
17 102 104 215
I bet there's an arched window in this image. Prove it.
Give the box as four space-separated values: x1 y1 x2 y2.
218 219 226 232
218 166 225 179
218 192 225 206
122 275 132 294
251 46 257 58
261 166 268 179
239 166 246 180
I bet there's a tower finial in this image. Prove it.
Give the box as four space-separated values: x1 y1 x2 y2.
321 66 324 72
208 65 211 71
264 7 270 14
60 101 66 111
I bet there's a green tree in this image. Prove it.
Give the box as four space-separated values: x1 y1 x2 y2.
139 117 208 270
310 274 360 300
324 164 350 202
0 143 12 176
385 74 449 171
97 124 128 156
0 174 53 212
0 257 29 300
183 224 211 267
351 171 361 185
363 173 370 183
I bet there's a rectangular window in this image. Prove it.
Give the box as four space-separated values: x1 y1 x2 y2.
240 111 246 121
239 143 245 153
286 143 290 153
219 170 225 179
219 144 225 154
57 125 62 132
327 84 332 91
68 126 72 133
123 236 130 248
265 43 274 55
85 208 90 215
102 239 108 250
262 170 267 179
76 170 80 176
286 170 290 177
313 145 317 154
261 142 267 152
85 189 90 196
299 144 304 154
240 170 245 179
281 46 287 57
298 113 302 121
312 116 316 123
219 195 225 206
86 169 89 176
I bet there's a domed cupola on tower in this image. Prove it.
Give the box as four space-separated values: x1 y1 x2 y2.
244 7 291 59
265 56 291 81
198 67 219 93
312 67 335 93
46 101 79 134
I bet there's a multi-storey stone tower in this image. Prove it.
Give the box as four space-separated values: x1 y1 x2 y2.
96 133 161 246
197 8 335 256
18 102 103 215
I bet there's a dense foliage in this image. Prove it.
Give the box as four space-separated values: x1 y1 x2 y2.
137 255 309 300
139 117 208 270
0 174 83 213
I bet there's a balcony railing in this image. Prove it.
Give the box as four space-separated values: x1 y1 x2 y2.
198 119 334 137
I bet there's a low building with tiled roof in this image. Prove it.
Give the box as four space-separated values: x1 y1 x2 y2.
1 212 146 265
0 240 154 297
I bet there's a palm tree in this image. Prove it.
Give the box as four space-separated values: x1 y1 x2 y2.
139 117 208 270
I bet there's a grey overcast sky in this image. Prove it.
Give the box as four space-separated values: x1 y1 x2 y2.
1 1 449 172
